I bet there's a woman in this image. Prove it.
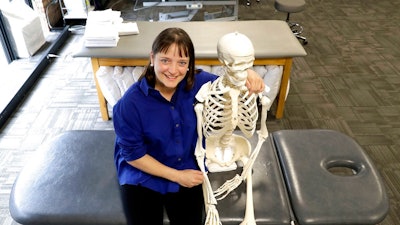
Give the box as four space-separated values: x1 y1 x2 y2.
113 27 264 225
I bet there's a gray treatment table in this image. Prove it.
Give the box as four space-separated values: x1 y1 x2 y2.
74 20 307 121
9 129 389 225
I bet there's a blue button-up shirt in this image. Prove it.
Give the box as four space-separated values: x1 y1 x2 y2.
113 70 217 194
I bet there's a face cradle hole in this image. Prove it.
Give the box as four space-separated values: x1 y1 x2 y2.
324 160 363 177
327 166 357 176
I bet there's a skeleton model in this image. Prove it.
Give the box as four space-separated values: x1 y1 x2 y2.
194 32 270 225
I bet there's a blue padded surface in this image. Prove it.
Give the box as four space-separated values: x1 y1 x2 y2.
9 130 291 225
272 129 389 225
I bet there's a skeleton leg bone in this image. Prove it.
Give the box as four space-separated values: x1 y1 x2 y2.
240 173 256 225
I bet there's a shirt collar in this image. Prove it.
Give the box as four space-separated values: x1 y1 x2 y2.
139 78 151 96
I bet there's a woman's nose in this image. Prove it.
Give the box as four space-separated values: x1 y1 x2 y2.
168 63 178 74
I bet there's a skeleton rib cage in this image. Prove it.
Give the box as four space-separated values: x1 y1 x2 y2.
201 78 258 145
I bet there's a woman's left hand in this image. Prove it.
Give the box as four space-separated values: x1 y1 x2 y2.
246 69 265 95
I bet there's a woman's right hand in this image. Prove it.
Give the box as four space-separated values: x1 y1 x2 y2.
128 154 204 188
175 169 204 188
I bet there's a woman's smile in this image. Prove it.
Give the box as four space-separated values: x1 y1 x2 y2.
164 73 180 80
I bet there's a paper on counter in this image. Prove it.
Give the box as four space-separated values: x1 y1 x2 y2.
117 22 139 36
83 9 139 47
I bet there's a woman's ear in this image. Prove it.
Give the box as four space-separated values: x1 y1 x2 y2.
150 52 154 66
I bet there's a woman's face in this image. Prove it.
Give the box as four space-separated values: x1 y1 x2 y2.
151 43 189 91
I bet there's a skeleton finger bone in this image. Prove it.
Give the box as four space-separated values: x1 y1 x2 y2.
214 174 242 200
205 205 222 225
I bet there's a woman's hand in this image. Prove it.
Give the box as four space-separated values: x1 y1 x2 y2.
175 169 204 188
128 155 203 188
246 69 265 95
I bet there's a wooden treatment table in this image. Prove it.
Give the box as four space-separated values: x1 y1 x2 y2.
74 20 307 120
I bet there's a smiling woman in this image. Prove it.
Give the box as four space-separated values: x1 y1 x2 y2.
112 27 215 225
112 27 265 225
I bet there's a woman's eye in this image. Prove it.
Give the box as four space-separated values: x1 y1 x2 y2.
179 61 188 66
160 59 169 64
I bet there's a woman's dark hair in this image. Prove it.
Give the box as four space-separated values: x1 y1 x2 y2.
139 27 197 91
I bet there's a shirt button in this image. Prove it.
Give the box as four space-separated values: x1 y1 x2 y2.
176 124 179 128
178 158 182 161
171 106 174 110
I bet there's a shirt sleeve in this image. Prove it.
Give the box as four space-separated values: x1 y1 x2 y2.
113 91 147 162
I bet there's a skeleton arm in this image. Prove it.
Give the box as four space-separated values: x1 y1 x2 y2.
194 83 222 225
194 82 215 203
258 94 270 138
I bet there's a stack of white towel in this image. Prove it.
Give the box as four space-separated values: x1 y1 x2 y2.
84 9 139 47
96 65 284 109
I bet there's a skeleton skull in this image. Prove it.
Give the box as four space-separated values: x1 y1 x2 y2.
217 32 255 87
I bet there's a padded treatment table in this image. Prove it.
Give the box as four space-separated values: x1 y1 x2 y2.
271 130 389 225
74 20 307 121
9 129 389 225
9 130 292 225
9 131 126 225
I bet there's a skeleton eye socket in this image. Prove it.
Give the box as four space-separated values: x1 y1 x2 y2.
227 61 251 71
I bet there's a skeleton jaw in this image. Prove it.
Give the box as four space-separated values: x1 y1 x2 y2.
225 71 247 87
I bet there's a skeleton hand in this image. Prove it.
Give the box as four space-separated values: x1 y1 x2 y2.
205 204 222 225
213 174 242 200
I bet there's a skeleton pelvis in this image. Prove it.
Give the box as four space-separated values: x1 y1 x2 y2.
205 134 251 173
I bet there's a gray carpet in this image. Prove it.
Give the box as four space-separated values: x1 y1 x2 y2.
0 0 399 224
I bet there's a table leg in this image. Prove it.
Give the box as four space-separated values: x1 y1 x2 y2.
275 58 292 119
91 58 110 121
